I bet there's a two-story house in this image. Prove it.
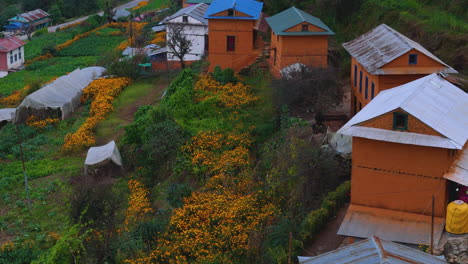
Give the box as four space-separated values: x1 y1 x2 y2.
337 73 468 245
205 0 264 72
343 24 457 115
266 7 334 78
4 9 51 33
0 36 26 77
164 3 209 67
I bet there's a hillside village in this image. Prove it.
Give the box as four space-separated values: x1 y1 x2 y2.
0 0 467 263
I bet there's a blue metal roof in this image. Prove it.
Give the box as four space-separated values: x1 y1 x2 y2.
205 0 263 20
3 22 23 29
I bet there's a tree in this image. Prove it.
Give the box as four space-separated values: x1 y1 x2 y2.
273 66 343 118
0 4 20 28
166 23 192 69
99 0 118 24
48 4 64 25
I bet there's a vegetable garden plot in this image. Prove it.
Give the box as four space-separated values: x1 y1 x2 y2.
56 35 126 57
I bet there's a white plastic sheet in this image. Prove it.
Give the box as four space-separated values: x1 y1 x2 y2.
85 141 122 167
17 67 106 120
0 108 16 122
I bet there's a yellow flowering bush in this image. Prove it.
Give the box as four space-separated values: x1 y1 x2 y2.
194 75 258 108
26 115 60 129
123 178 154 230
62 77 131 152
131 1 148 10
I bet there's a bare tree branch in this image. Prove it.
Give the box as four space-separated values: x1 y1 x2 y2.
166 23 192 69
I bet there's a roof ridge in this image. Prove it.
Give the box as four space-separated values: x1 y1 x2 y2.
293 6 305 22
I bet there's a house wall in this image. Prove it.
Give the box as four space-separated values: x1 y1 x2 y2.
382 49 445 69
269 32 328 77
360 109 442 137
350 56 428 115
285 23 325 32
0 53 8 71
166 16 208 62
207 18 258 71
6 46 24 70
351 137 457 217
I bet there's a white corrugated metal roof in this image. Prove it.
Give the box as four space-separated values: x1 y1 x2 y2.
444 145 468 186
165 3 209 25
298 236 447 264
338 74 468 150
342 24 457 75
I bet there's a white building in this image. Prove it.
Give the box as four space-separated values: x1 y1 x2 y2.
164 3 209 63
0 36 26 78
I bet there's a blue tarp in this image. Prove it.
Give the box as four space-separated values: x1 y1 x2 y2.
3 22 24 29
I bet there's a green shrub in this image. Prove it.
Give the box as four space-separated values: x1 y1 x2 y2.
166 183 192 208
33 28 49 38
299 181 351 242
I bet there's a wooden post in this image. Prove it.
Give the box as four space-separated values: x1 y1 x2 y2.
288 232 292 264
15 124 32 210
430 195 435 255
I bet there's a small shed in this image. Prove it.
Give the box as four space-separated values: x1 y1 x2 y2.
85 141 123 177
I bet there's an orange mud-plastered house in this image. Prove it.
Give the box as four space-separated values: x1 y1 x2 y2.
265 7 334 78
343 24 457 115
336 73 468 245
204 0 264 72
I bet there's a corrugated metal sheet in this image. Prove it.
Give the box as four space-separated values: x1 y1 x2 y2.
10 9 50 23
298 236 447 264
342 24 457 75
444 145 468 186
205 0 263 20
166 3 209 24
337 205 445 245
0 36 26 52
338 74 468 150
265 7 334 36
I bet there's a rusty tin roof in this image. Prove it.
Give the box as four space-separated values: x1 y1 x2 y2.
342 24 457 75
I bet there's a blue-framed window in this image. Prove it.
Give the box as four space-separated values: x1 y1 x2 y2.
354 65 357 87
393 112 408 131
371 82 375 99
409 54 418 64
359 71 362 93
365 77 368 99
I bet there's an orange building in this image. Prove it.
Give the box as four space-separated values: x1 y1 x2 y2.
265 7 334 78
204 0 263 72
343 24 457 115
337 74 468 245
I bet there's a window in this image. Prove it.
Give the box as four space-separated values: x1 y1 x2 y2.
365 77 368 99
18 49 21 59
228 9 234 16
393 112 408 130
353 65 357 87
14 54 17 61
182 15 188 23
409 54 418 64
371 82 375 99
277 35 279 41
226 35 235 51
359 71 362 93
10 56 13 64
359 102 362 111
301 24 308 31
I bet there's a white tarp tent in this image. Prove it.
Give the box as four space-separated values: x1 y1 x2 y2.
0 108 16 123
85 141 122 167
16 67 106 121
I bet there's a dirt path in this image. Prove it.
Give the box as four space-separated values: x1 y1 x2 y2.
301 204 349 256
95 77 169 145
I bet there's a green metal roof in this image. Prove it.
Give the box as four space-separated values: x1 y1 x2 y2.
185 0 214 4
265 6 334 36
